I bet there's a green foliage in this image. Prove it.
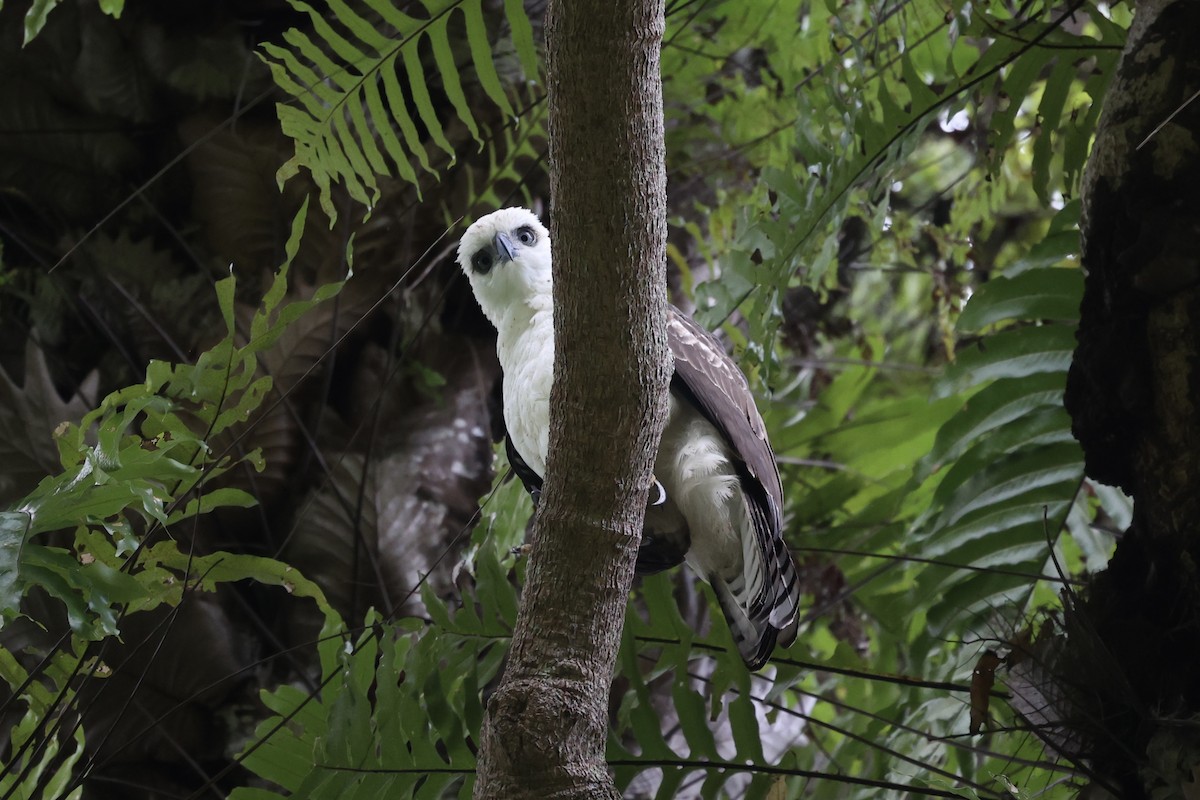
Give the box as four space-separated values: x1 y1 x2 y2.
260 0 538 222
643 2 1127 795
223 0 1132 796
443 102 547 224
0 203 344 798
3 0 124 45
753 207 1123 799
230 544 516 800
673 1 1122 374
907 205 1087 643
611 574 804 800
0 0 1142 797
0 200 341 639
0 644 84 800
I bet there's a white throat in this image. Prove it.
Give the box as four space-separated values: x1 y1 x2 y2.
454 207 556 477
495 301 555 477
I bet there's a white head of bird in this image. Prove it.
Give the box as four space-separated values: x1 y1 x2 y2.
455 208 552 330
457 207 556 477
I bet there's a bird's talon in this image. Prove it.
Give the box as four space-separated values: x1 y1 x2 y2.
650 479 667 506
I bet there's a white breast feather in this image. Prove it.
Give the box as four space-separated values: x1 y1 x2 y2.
657 396 760 594
498 309 555 477
496 304 765 611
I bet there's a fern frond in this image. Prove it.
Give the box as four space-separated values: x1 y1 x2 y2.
0 646 86 800
261 0 538 223
909 204 1087 638
444 101 546 223
232 543 516 800
609 575 806 799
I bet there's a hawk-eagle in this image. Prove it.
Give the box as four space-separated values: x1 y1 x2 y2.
457 207 800 669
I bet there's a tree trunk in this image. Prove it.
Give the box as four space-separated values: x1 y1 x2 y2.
472 0 669 797
1061 0 1200 796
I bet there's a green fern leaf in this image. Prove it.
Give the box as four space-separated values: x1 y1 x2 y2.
956 269 1083 331
503 0 539 80
1031 57 1076 203
937 325 1077 397
398 34 459 159
674 676 721 759
12 0 121 45
445 105 545 220
728 688 766 763
900 49 939 111
928 442 1082 533
262 0 535 223
235 537 516 796
987 53 1042 174
371 70 426 181
427 11 482 143
923 373 1068 471
652 768 689 800
463 1 514 118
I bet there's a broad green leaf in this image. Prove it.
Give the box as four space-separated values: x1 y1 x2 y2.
1032 57 1076 203
929 442 1083 532
956 269 1083 332
427 13 481 144
21 0 63 45
673 676 720 759
924 373 1067 468
936 325 1077 397
728 689 766 763
0 512 29 614
165 487 258 525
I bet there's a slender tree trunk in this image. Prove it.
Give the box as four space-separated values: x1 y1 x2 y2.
1061 0 1200 796
472 0 669 797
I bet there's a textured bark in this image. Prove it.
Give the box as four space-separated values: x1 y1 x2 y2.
1061 0 1200 796
472 0 669 798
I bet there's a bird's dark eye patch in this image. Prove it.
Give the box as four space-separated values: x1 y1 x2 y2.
515 226 537 246
471 250 494 274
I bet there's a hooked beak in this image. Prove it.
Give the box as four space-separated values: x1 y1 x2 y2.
493 231 517 264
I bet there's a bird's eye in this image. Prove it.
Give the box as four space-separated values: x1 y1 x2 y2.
471 250 494 274
515 226 536 246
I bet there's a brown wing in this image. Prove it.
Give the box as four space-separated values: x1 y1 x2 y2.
666 306 784 532
668 306 798 667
